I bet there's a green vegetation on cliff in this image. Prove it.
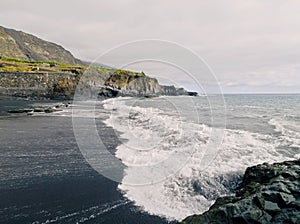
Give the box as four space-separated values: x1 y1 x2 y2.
0 55 85 73
0 56 155 99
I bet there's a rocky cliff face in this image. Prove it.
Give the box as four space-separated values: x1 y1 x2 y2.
121 77 190 96
0 69 194 99
99 70 196 97
181 160 300 224
0 26 81 65
0 72 80 99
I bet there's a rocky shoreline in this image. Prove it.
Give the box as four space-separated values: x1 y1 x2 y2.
181 160 300 224
7 102 71 115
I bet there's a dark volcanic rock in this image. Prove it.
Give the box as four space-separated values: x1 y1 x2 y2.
98 86 120 97
8 103 66 115
181 160 300 224
187 91 198 96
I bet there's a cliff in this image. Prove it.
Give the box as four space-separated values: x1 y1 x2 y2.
0 57 195 99
0 26 81 65
0 25 197 99
0 72 77 99
100 69 194 97
181 160 300 224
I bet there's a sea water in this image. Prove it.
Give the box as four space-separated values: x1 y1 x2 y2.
102 94 300 220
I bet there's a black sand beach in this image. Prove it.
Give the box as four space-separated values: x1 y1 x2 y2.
0 102 172 224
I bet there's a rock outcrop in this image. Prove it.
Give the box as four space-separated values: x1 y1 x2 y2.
98 70 196 97
0 26 82 65
181 160 300 224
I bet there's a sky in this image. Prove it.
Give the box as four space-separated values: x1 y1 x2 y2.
1 0 300 93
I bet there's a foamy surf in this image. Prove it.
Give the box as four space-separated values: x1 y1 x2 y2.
102 96 300 221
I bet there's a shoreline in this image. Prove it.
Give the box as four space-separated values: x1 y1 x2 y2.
1 95 299 223
0 99 172 224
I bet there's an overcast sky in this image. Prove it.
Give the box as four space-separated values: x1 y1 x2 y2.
1 0 300 93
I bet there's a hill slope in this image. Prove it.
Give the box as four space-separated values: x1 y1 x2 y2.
0 26 81 65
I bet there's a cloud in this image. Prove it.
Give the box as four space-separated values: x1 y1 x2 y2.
0 0 299 93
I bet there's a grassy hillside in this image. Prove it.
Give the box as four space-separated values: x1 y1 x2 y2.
0 56 86 73
0 56 144 78
0 25 81 65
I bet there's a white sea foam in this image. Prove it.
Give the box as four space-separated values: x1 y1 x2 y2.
103 98 211 185
102 97 300 221
269 117 300 156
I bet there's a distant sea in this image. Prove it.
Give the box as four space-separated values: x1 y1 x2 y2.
0 94 299 223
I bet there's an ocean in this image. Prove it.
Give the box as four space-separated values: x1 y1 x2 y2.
101 94 300 220
0 94 299 223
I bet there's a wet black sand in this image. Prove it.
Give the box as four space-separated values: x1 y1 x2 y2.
0 110 173 223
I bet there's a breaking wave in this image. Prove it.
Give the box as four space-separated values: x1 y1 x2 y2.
102 97 300 220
